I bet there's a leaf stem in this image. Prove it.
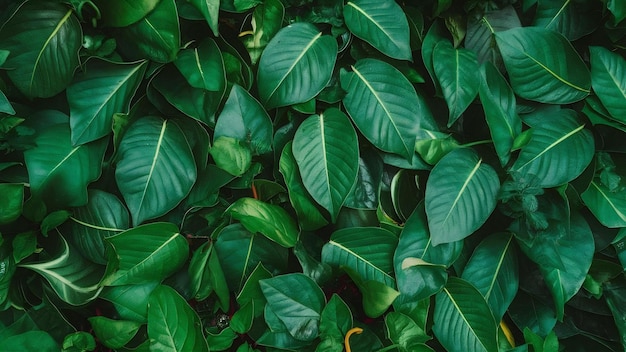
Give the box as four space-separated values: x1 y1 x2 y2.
345 327 363 352
376 344 403 352
482 17 495 34
461 139 493 148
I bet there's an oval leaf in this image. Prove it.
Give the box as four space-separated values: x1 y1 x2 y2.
292 108 359 222
426 148 500 246
582 180 626 228
511 109 594 188
115 116 197 225
343 0 411 60
102 222 189 286
495 27 590 104
257 22 337 108
174 38 225 92
433 277 498 352
88 316 142 349
590 46 626 123
0 1 81 98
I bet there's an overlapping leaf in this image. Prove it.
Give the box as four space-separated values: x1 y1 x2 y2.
582 181 626 228
465 6 521 70
532 0 599 40
174 38 225 92
92 0 160 27
590 46 626 123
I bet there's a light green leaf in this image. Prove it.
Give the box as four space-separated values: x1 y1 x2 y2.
343 0 411 60
67 59 147 146
318 294 353 350
322 227 397 287
88 316 142 349
257 22 337 108
260 273 326 341
214 84 273 155
102 222 189 286
582 180 626 228
533 0 599 40
147 285 209 352
227 197 298 248
24 121 107 209
116 0 180 63
433 277 498 352
590 46 626 124
385 312 430 350
511 109 594 188
496 27 590 104
341 59 431 159
92 0 160 27
174 38 225 92
461 233 518 321
0 183 23 225
115 116 197 225
426 148 500 246
210 136 252 176
19 235 103 306
62 331 96 352
433 41 480 126
479 62 522 166
241 0 284 65
0 1 82 98
187 0 220 36
293 108 359 222
344 267 400 318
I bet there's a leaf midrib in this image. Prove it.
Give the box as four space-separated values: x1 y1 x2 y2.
589 181 626 222
328 239 394 283
346 2 402 49
523 52 589 93
136 120 168 222
514 124 585 172
441 158 482 226
443 286 491 351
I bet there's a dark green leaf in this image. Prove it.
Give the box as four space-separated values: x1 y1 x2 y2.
590 46 626 124
187 0 220 36
533 0 600 40
174 38 225 92
582 180 626 228
4 331 59 352
92 0 160 27
465 6 521 70
0 183 23 224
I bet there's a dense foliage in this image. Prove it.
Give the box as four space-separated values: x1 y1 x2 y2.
1 0 626 351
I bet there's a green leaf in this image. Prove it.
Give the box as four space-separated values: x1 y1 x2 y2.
0 183 23 225
88 316 141 349
206 327 237 351
344 267 400 318
461 233 518 321
279 142 329 231
19 235 103 306
479 62 522 166
0 1 81 98
115 116 197 225
0 91 15 115
425 148 500 246
607 0 626 23
66 189 130 265
102 222 189 286
188 240 229 310
465 6 521 70
174 38 225 92
4 331 59 352
24 121 107 209
590 46 626 123
343 0 411 60
241 0 284 65
422 21 447 94
92 0 160 27
260 273 326 341
433 41 480 126
236 262 272 317
186 0 220 36
257 22 337 108
210 136 252 176
230 301 255 334
318 294 352 350
511 109 594 188
147 285 209 352
341 59 429 159
495 27 590 104
62 331 96 352
322 227 397 287
100 281 159 322
115 0 180 63
214 85 273 155
292 108 359 222
582 180 626 228
12 231 36 263
385 311 430 349
227 197 299 248
434 277 498 352
533 0 599 40
67 59 147 146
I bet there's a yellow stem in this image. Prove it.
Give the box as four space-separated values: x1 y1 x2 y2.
345 327 363 352
500 320 515 347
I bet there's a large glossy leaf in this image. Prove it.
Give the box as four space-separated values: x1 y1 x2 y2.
19 235 103 306
495 27 590 104
67 59 147 145
394 202 463 301
422 21 447 94
226 197 299 248
433 277 498 352
260 273 326 341
257 23 337 108
292 108 359 222
101 223 189 286
385 312 430 350
214 84 273 155
115 116 196 225
88 316 142 349
186 0 220 36
533 0 599 41
581 180 626 228
66 189 130 265
147 285 209 352
92 0 160 27
24 121 107 209
433 41 480 126
100 281 159 322
321 227 397 287
343 0 411 60
0 1 81 98
174 38 225 92
589 46 626 123
511 109 594 188
279 142 329 231
461 233 518 322
340 59 427 159
479 62 522 166
465 6 521 70
425 148 500 246
115 0 180 63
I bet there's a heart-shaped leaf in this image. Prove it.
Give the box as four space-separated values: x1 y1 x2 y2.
257 23 337 108
292 108 359 222
589 46 626 124
426 148 500 246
